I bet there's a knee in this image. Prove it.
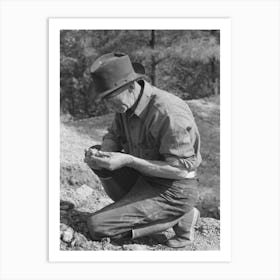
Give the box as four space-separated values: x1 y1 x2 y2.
87 213 106 240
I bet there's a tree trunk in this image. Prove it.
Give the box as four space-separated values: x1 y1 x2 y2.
210 57 219 95
149 30 156 85
210 30 219 95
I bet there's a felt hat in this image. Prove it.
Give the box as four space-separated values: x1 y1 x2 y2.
89 52 145 101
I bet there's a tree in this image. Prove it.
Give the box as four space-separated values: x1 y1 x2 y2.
60 30 220 118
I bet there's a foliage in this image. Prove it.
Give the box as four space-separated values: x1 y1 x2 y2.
60 30 220 118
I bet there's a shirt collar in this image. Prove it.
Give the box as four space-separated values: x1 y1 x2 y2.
130 80 152 118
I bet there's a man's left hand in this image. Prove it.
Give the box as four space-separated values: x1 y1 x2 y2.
90 151 133 171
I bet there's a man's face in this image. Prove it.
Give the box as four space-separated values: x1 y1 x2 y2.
103 84 135 113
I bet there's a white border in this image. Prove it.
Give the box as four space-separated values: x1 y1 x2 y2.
49 18 231 262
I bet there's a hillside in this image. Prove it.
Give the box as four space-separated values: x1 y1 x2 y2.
60 96 220 251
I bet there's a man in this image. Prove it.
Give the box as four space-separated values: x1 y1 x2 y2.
84 52 202 248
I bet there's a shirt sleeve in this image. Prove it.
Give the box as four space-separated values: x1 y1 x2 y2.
151 112 200 171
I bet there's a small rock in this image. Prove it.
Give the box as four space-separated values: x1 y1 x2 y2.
60 218 68 224
76 184 93 198
73 232 88 246
61 227 74 243
122 244 145 250
60 210 68 215
60 223 68 232
60 242 68 250
68 177 76 186
101 237 110 245
60 201 74 210
60 205 70 210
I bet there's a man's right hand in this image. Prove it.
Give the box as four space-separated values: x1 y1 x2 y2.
84 148 102 170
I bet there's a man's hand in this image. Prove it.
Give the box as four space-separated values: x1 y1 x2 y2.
89 151 133 171
84 148 102 170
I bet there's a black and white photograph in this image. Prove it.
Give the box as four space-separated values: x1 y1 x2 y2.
51 19 231 260
1 0 279 279
48 18 231 262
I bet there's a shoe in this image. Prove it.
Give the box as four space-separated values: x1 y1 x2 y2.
110 231 132 244
166 208 200 248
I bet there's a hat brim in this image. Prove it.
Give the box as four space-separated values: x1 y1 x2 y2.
89 72 146 102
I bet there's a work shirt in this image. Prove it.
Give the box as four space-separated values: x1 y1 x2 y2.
102 80 202 173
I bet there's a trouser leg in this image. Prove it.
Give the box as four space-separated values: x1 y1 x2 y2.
87 176 198 241
96 167 138 202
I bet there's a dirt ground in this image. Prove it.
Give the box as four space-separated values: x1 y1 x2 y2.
60 96 220 251
60 185 220 251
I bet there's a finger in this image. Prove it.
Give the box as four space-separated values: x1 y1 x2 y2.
84 157 101 169
91 156 109 168
96 151 111 158
84 155 92 162
85 157 99 167
87 162 102 170
91 156 107 164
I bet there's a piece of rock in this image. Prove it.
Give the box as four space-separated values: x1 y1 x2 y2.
60 217 69 224
122 244 145 251
60 223 68 232
60 210 68 215
68 177 76 186
61 226 74 243
76 184 93 198
60 201 75 210
73 232 88 247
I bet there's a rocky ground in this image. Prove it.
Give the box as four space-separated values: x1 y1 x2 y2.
60 184 220 251
60 96 220 251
